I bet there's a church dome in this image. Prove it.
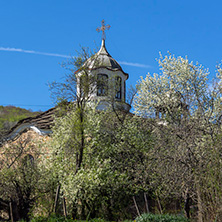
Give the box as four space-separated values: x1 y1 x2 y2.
85 39 129 79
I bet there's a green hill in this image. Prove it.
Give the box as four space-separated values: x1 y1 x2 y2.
0 105 41 135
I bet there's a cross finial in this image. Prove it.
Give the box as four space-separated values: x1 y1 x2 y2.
96 19 111 40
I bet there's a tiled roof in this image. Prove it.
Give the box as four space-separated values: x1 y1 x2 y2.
1 107 56 144
9 107 55 132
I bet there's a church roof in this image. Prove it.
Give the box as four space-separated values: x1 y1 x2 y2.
1 107 55 143
9 107 55 131
85 39 129 79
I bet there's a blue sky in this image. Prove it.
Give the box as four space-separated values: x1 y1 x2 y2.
0 0 222 111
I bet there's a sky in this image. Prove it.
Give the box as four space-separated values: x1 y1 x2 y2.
0 0 222 111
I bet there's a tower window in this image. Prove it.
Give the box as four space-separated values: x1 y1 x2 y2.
115 76 122 99
97 74 108 96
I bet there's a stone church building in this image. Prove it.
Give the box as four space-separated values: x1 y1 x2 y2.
0 33 131 155
0 21 135 218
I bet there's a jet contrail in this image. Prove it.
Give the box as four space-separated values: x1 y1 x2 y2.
0 47 70 58
118 61 152 68
0 47 151 68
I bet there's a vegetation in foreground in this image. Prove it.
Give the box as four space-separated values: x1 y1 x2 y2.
19 213 188 222
136 213 189 222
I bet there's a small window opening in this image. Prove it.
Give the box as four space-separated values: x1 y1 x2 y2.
97 74 108 96
23 154 34 167
115 77 122 99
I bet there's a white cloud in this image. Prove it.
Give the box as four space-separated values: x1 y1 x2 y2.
0 47 151 68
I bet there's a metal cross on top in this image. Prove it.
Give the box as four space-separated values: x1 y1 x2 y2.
96 19 111 40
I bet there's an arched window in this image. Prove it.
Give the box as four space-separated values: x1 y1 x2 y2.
22 154 34 167
115 76 122 99
97 74 108 96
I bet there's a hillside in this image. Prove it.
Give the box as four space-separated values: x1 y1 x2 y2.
0 105 41 134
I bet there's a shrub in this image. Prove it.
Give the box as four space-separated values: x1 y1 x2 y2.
19 215 115 222
135 213 188 222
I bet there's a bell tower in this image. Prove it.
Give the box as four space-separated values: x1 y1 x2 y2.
77 20 131 111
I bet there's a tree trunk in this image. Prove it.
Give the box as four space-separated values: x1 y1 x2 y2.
9 201 14 222
184 190 191 219
54 185 61 214
144 193 149 213
196 184 203 222
133 196 141 217
10 200 19 222
76 109 84 173
63 197 67 217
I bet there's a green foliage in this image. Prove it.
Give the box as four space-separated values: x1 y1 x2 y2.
19 214 123 222
19 214 189 222
134 53 222 221
135 213 189 222
47 105 154 220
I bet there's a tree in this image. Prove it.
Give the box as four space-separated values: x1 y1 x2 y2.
47 106 154 220
134 53 222 221
49 47 106 173
0 130 53 221
47 47 153 220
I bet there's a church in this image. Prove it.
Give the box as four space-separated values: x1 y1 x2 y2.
0 20 131 148
0 22 133 219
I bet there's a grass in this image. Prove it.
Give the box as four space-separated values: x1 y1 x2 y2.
136 213 189 222
19 213 188 222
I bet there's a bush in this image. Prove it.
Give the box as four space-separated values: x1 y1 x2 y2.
135 213 188 222
19 215 115 222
